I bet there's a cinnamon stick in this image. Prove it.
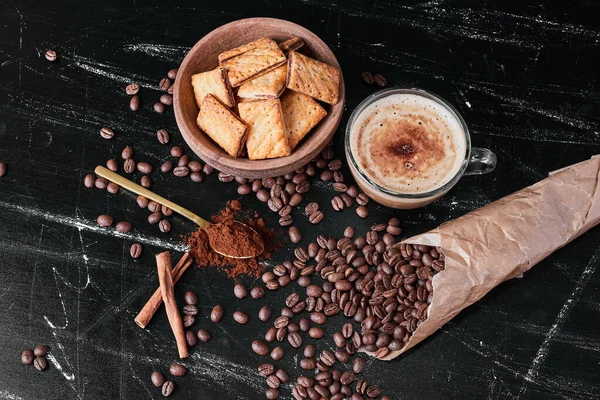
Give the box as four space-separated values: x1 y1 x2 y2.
156 251 188 359
135 252 192 329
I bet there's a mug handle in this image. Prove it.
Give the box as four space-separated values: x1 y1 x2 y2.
464 147 497 175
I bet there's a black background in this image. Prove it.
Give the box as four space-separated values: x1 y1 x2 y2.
1 1 599 399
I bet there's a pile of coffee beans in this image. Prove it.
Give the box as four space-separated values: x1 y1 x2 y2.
21 345 49 371
361 71 387 87
150 365 185 398
179 290 213 346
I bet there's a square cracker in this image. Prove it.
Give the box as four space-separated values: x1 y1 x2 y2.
286 51 340 105
191 67 235 108
281 90 327 150
278 37 304 55
237 64 287 100
238 99 291 160
218 38 286 87
196 94 247 158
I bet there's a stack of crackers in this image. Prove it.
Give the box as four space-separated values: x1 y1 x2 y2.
192 37 341 160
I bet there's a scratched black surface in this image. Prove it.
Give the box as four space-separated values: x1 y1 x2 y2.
0 1 599 399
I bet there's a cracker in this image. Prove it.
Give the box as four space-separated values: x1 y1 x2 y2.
286 51 340 105
191 67 235 108
238 99 291 160
278 37 304 55
218 38 286 87
237 64 287 100
281 90 327 150
196 94 247 158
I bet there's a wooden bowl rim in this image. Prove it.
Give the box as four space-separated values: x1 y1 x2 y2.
173 17 345 179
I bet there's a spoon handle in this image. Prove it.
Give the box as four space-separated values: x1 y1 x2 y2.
94 166 210 229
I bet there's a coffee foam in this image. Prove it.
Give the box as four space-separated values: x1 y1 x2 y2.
350 93 466 194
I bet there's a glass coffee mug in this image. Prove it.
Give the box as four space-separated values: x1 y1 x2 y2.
345 88 496 209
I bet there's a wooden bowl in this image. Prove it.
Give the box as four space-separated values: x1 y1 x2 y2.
173 17 345 179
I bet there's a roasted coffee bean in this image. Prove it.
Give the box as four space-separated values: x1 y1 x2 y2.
99 127 114 140
151 371 165 387
97 214 113 227
321 170 334 182
233 311 249 324
161 205 173 217
159 78 171 91
167 68 178 79
83 173 95 188
308 211 324 224
182 291 197 305
158 219 171 233
161 381 174 397
274 316 289 329
308 327 324 339
352 357 366 374
361 71 374 84
254 188 269 202
197 329 211 342
333 332 346 348
296 180 310 194
374 73 387 87
331 196 344 211
104 158 119 172
268 197 283 212
168 147 183 159
129 243 142 259
106 183 118 194
289 226 302 243
45 49 57 61
94 177 108 190
234 283 247 299
185 330 197 347
129 95 140 111
189 171 203 183
135 161 152 174
183 314 195 327
21 349 34 365
356 206 369 219
320 350 336 366
183 305 198 317
266 280 279 290
340 194 354 208
252 340 269 356
115 221 132 233
265 388 279 399
258 364 274 376
160 94 173 106
140 175 152 188
286 292 300 308
288 193 302 207
147 212 161 224
259 305 272 321
366 384 382 397
271 347 284 361
251 286 265 299
288 331 302 348
126 83 139 95
305 202 319 215
211 305 224 322
340 371 355 385
274 369 289 384
33 356 47 371
236 183 251 195
356 193 369 205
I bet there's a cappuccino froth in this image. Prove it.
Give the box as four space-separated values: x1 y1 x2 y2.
350 93 466 194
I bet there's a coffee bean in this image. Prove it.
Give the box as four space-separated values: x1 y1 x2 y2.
356 193 369 205
97 214 113 227
181 291 197 305
268 197 283 212
333 332 346 348
151 371 165 387
172 166 188 177
140 175 152 188
106 183 119 194
125 83 139 95
160 94 173 106
234 283 247 299
308 211 324 224
130 243 142 259
202 164 214 175
361 71 374 84
33 356 47 371
185 330 197 347
352 357 366 374
258 305 272 321
265 388 279 399
296 180 310 194
289 193 303 206
120 146 134 160
308 327 324 339
158 219 171 233
167 68 178 79
258 364 274 376
21 349 34 365
271 347 284 361
122 158 135 174
158 162 172 174
305 202 319 215
356 206 369 219
99 127 114 139
136 161 152 174
211 305 224 322
129 95 140 111
156 129 170 144
374 74 387 87
183 314 195 327
252 340 269 356
275 369 289 383
45 49 57 61
186 161 202 173
170 146 184 157
148 212 161 224
233 311 249 324
94 177 108 190
159 77 171 91
289 226 302 243
161 381 174 397
331 196 344 211
197 329 211 342
288 331 302 348
83 174 95 188
265 327 277 343
115 221 132 233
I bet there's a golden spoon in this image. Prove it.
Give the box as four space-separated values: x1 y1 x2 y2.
94 166 264 259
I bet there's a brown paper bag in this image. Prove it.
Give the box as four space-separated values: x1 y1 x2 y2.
384 155 600 360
